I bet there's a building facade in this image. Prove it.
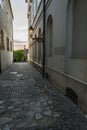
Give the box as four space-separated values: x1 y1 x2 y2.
0 0 13 71
26 0 43 70
26 0 87 113
13 40 28 51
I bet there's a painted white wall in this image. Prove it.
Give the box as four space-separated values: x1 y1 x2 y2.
0 0 13 70
1 50 13 70
0 0 1 4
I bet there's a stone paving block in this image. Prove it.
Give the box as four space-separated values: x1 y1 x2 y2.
0 63 87 130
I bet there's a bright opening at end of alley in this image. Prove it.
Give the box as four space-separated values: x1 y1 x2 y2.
0 0 87 130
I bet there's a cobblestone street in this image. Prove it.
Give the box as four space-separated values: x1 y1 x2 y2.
0 63 87 130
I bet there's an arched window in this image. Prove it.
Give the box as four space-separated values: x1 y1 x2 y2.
73 0 87 58
67 0 87 58
47 15 53 57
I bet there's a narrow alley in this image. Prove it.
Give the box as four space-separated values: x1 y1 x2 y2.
0 63 87 130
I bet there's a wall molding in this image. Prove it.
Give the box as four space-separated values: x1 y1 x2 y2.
47 66 87 86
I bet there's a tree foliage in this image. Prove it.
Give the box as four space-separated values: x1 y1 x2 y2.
13 50 26 62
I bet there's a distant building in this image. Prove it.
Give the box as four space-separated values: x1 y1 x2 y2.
0 0 13 71
13 40 28 51
26 0 87 113
25 0 43 69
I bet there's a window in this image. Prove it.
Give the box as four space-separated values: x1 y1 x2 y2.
7 38 9 51
37 0 41 7
66 0 73 57
0 30 4 49
47 15 53 57
35 34 37 38
31 0 41 24
38 28 41 63
38 28 41 37
72 0 87 58
0 0 1 4
0 31 2 48
10 41 12 51
33 0 37 17
31 4 34 24
67 0 87 58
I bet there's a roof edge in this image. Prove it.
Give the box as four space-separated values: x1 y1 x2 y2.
8 0 14 19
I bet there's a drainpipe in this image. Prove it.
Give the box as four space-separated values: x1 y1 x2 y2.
43 0 46 77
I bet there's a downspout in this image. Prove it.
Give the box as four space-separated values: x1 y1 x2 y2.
43 0 45 77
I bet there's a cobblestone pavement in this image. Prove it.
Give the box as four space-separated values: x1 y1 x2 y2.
0 63 87 130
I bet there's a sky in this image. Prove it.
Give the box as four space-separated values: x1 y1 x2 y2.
10 0 28 42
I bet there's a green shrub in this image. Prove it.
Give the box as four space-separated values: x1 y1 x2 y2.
13 50 26 62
